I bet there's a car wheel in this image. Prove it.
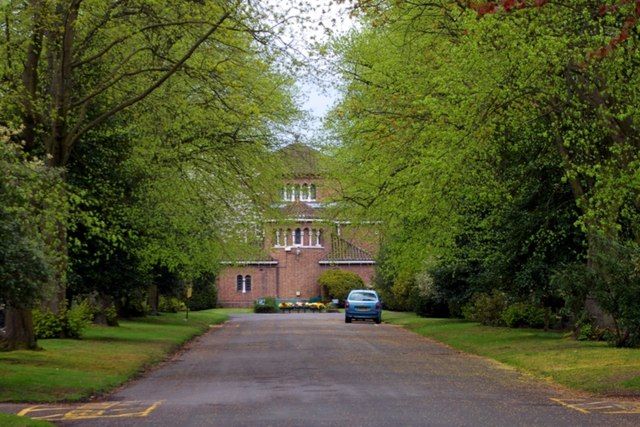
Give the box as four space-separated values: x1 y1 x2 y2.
345 316 352 323
375 315 381 324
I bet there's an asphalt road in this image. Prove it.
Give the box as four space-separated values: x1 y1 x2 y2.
20 313 640 426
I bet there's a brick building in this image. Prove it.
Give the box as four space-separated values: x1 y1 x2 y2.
216 143 379 307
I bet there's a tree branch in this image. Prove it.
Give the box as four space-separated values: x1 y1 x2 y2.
66 10 233 150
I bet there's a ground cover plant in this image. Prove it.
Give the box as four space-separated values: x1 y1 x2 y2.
384 311 640 395
0 309 233 402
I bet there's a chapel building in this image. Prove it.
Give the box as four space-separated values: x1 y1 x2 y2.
216 143 379 307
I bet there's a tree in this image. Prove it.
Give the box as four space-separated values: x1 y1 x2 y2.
1 1 297 343
0 128 65 349
318 269 365 301
327 0 640 336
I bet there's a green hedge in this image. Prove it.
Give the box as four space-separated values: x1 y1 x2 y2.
318 269 365 301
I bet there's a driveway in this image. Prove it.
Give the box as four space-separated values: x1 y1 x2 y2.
12 313 640 426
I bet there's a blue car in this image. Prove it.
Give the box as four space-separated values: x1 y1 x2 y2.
345 290 382 324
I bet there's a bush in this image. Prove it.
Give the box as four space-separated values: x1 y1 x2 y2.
158 296 186 313
501 303 547 328
553 239 640 347
66 300 94 337
318 269 365 302
429 262 476 318
411 268 449 317
102 305 119 326
324 302 340 313
462 291 508 326
588 239 640 347
33 309 63 339
576 321 612 342
187 273 217 311
254 297 278 313
117 288 151 318
33 300 93 339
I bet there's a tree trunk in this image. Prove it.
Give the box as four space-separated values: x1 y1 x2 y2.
147 284 159 316
40 219 68 316
93 292 117 326
0 307 38 351
585 233 615 328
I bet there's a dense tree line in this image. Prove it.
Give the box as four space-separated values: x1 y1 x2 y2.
1 1 296 349
328 0 640 346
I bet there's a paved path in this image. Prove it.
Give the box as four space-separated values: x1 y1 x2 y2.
10 314 640 426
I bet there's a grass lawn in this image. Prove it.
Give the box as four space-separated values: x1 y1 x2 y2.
384 311 640 396
0 308 246 403
0 413 52 426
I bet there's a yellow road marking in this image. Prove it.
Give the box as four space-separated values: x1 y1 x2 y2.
550 398 590 414
550 398 640 415
17 406 67 416
16 400 164 421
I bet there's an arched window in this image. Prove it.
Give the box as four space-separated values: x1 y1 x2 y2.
317 228 323 246
286 228 291 246
310 184 317 200
294 184 300 201
236 275 243 292
244 275 252 292
280 186 286 201
303 228 310 246
274 229 281 246
301 184 309 201
294 228 302 245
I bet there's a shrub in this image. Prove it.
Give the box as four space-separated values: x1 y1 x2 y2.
576 321 610 342
187 273 217 311
33 309 63 339
254 297 278 313
325 302 340 313
33 300 93 339
501 303 546 328
428 262 476 318
553 239 640 347
318 269 365 302
411 268 449 317
117 289 151 317
158 296 186 313
66 300 94 337
462 290 508 326
103 305 119 326
588 239 640 347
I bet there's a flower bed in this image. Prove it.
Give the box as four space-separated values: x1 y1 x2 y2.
278 301 326 313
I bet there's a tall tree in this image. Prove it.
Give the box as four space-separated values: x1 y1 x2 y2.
327 0 640 339
1 0 297 347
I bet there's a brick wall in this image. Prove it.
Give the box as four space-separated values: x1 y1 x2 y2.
217 226 377 307
217 265 278 307
271 246 328 300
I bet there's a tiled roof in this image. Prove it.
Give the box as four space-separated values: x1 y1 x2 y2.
277 143 321 177
280 201 319 219
320 235 375 263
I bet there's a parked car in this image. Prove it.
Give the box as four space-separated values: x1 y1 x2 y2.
345 290 382 324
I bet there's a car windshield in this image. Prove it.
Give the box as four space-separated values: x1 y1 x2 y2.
349 291 377 302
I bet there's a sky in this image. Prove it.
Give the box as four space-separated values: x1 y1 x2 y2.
265 0 357 142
